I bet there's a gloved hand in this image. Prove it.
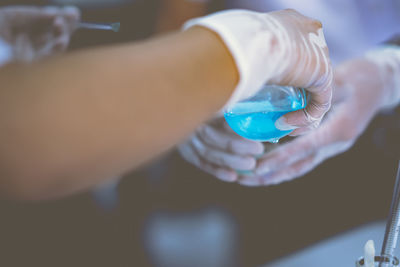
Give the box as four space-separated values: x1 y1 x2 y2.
179 9 333 181
178 116 265 182
238 47 400 186
0 6 80 63
184 9 333 134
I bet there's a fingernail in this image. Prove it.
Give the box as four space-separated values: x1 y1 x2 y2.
232 141 264 156
275 117 298 131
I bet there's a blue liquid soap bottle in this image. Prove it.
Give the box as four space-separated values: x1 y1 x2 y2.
224 85 307 143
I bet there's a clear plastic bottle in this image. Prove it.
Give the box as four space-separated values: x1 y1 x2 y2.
355 255 399 267
224 85 307 143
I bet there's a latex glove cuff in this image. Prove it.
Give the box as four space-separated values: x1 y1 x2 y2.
183 10 283 108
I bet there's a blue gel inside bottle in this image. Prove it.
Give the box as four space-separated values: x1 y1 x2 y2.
224 85 307 143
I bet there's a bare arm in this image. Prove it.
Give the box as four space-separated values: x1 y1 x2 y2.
0 27 237 200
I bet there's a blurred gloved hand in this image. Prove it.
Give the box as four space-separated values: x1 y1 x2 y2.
0 6 80 62
184 9 332 134
179 47 400 185
239 48 400 186
178 116 264 182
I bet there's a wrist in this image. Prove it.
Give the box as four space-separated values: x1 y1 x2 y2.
357 61 388 114
183 10 279 107
183 26 239 108
183 11 249 108
365 46 400 110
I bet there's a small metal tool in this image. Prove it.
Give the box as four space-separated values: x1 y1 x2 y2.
78 22 120 32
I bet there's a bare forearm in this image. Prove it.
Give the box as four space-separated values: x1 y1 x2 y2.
0 27 237 199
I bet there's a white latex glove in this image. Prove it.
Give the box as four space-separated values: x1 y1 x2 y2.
0 6 80 63
184 9 333 135
238 47 400 186
178 116 265 182
179 9 333 181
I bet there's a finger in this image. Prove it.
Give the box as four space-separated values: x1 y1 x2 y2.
199 123 264 156
60 6 81 32
257 102 356 176
262 138 350 186
53 16 65 37
275 84 332 133
29 15 65 54
46 16 72 53
35 34 69 58
6 7 58 34
42 6 80 22
42 6 61 17
276 22 333 132
178 143 238 182
255 135 316 176
50 7 80 37
52 35 70 52
191 135 257 171
6 6 58 20
238 153 316 187
255 116 340 176
289 125 315 136
262 154 317 185
62 6 81 21
237 175 266 187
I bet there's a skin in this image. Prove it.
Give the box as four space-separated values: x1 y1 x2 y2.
0 26 238 200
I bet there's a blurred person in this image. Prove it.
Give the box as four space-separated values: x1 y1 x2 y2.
0 6 79 64
177 0 400 185
0 8 332 200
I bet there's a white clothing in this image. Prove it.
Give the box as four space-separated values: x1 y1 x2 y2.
226 0 400 64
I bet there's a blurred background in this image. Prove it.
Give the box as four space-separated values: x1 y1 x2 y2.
0 1 399 266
